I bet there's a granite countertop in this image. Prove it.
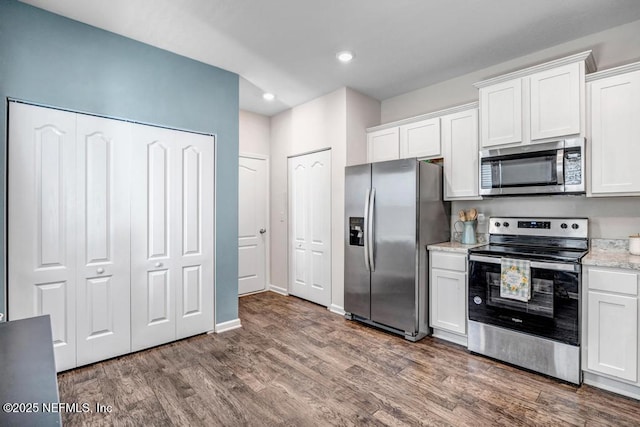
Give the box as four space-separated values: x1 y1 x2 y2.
582 239 640 271
427 241 486 254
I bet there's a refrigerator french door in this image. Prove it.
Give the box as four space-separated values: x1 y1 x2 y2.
344 159 449 341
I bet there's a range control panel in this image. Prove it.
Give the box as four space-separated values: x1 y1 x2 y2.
489 217 588 239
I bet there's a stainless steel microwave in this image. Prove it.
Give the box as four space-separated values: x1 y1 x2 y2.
479 138 585 196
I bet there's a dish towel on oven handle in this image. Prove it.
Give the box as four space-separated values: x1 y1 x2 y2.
500 258 531 302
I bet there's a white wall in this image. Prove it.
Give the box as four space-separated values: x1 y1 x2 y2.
239 109 270 156
453 197 640 240
381 18 640 122
346 88 381 166
380 18 640 240
269 87 380 311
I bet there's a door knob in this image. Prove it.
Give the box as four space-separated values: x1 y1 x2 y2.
155 262 163 268
96 268 105 274
259 228 267 234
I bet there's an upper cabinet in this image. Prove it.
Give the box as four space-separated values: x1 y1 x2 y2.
367 127 399 162
442 108 480 200
587 63 640 196
366 103 479 200
399 117 441 159
475 51 595 150
479 78 522 147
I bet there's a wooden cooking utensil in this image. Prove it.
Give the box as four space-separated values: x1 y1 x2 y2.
468 208 478 221
458 210 466 221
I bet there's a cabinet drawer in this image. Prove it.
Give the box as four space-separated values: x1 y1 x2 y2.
431 251 466 272
588 268 638 295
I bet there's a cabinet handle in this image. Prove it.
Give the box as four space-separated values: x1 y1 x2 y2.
259 228 267 234
155 262 163 268
96 268 105 274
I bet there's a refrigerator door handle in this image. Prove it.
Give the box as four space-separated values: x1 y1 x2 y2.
368 188 376 272
363 188 371 271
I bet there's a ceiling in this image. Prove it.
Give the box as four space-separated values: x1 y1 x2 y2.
20 0 640 116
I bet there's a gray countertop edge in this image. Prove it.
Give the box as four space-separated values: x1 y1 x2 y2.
582 251 640 271
427 241 486 254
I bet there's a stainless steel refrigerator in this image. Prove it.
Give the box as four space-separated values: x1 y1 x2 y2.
344 158 450 341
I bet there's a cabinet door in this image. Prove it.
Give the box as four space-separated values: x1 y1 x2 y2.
430 268 467 335
530 62 581 141
8 103 78 372
479 78 522 148
587 290 638 382
131 125 215 351
75 115 131 366
590 70 640 194
442 108 479 200
399 118 440 158
367 128 399 162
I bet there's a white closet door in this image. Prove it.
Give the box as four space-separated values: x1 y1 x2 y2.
131 125 214 351
174 130 215 339
8 102 78 371
238 156 268 295
75 115 131 366
288 150 331 307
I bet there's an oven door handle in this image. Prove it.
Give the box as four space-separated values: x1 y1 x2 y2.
469 255 579 272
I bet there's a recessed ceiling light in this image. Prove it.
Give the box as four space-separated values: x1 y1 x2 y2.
263 92 275 101
336 51 355 63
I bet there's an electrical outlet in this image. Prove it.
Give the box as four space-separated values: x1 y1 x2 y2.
477 213 486 224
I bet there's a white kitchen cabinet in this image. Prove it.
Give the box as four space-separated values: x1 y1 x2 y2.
367 127 399 162
530 63 581 140
429 251 468 344
399 117 440 159
442 108 480 200
479 78 522 148
476 51 593 149
584 266 639 386
588 64 640 196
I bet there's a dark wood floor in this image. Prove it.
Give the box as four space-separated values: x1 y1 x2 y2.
58 292 640 426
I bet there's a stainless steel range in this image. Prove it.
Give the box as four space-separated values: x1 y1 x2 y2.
467 217 588 384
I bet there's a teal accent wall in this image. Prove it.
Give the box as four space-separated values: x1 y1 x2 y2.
0 0 239 323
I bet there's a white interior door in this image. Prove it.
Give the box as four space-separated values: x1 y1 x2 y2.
288 150 331 307
131 125 214 351
75 114 131 366
8 102 78 371
238 156 267 295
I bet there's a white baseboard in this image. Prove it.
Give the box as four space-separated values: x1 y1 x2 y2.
329 304 345 316
432 328 468 347
215 318 242 333
583 371 640 400
269 283 288 295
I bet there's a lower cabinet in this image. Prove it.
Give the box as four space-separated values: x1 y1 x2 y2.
583 266 640 397
429 251 468 345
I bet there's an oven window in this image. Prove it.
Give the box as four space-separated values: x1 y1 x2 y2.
483 151 559 188
485 272 554 318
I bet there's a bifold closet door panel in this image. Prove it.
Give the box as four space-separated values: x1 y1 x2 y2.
174 131 214 340
75 115 132 366
8 102 78 371
130 125 214 351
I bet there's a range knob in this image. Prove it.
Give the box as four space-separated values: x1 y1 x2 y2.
494 222 501 227
572 223 579 230
561 223 568 229
503 222 510 227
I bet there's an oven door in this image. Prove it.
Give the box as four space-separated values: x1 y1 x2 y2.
468 254 580 346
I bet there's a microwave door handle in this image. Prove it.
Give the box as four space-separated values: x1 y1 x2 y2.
363 188 371 271
556 149 564 185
